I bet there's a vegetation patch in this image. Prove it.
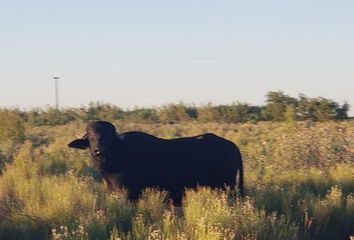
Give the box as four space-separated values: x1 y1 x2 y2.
0 110 353 239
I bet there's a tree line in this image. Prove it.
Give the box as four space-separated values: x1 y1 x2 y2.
0 91 350 127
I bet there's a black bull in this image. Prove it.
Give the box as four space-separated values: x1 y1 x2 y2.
68 121 243 205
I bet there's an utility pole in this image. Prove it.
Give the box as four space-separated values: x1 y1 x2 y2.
53 77 60 109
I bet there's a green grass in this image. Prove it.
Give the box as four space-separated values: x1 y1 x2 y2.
0 121 353 239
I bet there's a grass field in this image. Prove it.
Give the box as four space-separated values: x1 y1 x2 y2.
0 120 353 239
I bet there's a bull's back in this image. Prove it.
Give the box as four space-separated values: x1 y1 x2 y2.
120 132 238 167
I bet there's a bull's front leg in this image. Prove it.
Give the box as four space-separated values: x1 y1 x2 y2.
127 187 141 201
103 173 122 191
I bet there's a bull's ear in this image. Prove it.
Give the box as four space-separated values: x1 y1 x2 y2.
68 138 89 149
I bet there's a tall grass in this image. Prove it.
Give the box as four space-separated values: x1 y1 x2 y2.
0 121 353 239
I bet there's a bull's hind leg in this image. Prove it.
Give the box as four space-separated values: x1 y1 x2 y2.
127 188 141 201
222 174 237 196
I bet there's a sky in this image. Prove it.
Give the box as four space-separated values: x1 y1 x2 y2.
1 1 354 115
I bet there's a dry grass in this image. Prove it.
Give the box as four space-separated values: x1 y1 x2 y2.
0 121 353 239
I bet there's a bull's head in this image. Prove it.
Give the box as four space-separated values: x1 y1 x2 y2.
68 121 117 161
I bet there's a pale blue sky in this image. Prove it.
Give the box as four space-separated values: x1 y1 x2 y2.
1 1 353 114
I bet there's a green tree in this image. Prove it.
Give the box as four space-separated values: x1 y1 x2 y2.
0 109 25 144
158 103 191 123
0 109 25 168
285 105 297 129
86 102 124 121
265 91 297 121
335 102 349 120
315 98 337 121
197 103 219 122
126 108 159 123
229 103 250 123
298 94 310 120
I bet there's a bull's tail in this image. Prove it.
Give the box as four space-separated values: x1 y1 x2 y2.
238 155 244 196
235 148 244 196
